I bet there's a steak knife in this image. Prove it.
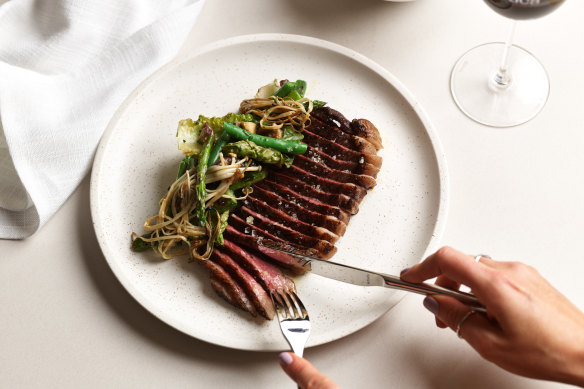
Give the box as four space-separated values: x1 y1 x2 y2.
274 249 487 313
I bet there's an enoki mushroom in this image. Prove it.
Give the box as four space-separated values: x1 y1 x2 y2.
239 96 313 131
132 155 260 260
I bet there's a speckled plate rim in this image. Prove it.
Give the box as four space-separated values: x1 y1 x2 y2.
90 33 449 351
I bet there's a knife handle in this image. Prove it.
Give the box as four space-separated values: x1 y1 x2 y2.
382 274 487 313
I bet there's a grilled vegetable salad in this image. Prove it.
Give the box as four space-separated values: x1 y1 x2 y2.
131 79 326 260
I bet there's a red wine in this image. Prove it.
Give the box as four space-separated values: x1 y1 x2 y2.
483 0 564 20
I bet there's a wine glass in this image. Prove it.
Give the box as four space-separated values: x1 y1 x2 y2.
450 0 566 127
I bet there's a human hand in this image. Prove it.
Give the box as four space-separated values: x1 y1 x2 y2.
278 352 340 389
401 247 584 386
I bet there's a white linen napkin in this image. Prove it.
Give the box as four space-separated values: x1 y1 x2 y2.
0 0 205 239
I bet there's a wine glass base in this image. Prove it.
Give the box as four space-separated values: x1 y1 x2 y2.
450 42 550 128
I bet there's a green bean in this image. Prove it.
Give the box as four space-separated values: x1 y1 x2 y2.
176 156 192 179
229 170 268 191
274 80 307 100
295 80 307 98
287 90 302 101
274 81 296 97
195 134 214 226
207 131 230 167
223 122 307 155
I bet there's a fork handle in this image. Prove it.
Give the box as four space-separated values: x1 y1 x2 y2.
382 274 487 313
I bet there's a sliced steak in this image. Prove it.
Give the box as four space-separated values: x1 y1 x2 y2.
308 117 379 154
272 164 367 201
212 249 275 320
305 146 380 178
222 240 296 294
255 180 350 224
303 128 383 168
351 118 383 150
242 196 339 243
311 107 383 150
203 260 257 317
293 154 377 190
233 206 337 257
223 225 310 272
311 106 352 133
268 171 359 214
229 214 324 255
249 185 347 236
209 275 237 307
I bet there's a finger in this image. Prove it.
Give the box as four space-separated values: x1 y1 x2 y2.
279 353 340 389
433 272 462 299
467 256 514 296
435 317 447 328
435 274 460 291
401 246 495 301
477 257 526 276
429 295 503 351
424 295 447 328
475 255 507 270
433 276 459 328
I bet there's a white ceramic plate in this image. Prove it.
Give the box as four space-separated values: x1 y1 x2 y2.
90 34 448 351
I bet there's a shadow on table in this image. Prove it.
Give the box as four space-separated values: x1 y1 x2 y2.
396 341 539 389
76 177 274 369
304 299 539 389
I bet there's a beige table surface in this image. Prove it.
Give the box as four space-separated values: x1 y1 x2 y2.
2 0 583 388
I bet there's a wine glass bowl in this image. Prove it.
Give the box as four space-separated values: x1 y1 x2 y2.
484 0 564 20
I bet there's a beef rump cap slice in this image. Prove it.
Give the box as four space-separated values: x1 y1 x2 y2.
249 185 347 236
242 196 339 243
221 240 296 295
308 116 379 154
292 154 377 190
233 206 337 258
212 248 275 320
302 128 383 168
255 180 350 224
305 146 380 178
267 171 359 215
311 106 383 150
203 260 258 317
271 164 368 200
223 225 311 273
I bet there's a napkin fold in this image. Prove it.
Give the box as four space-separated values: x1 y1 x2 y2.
0 0 205 239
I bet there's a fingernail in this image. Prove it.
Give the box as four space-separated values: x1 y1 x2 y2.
279 352 293 366
400 267 411 276
423 296 439 315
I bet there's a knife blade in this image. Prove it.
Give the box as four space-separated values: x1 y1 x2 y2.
284 250 487 313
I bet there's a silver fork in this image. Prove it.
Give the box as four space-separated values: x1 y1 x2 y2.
271 290 311 358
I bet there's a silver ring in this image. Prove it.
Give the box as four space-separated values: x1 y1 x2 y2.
474 254 491 263
456 310 478 338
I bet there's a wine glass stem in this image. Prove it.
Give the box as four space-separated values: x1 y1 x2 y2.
493 21 517 88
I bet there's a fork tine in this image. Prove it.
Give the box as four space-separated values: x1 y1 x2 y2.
271 291 283 308
287 291 304 319
290 291 309 319
271 292 287 319
281 291 300 319
273 291 297 319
